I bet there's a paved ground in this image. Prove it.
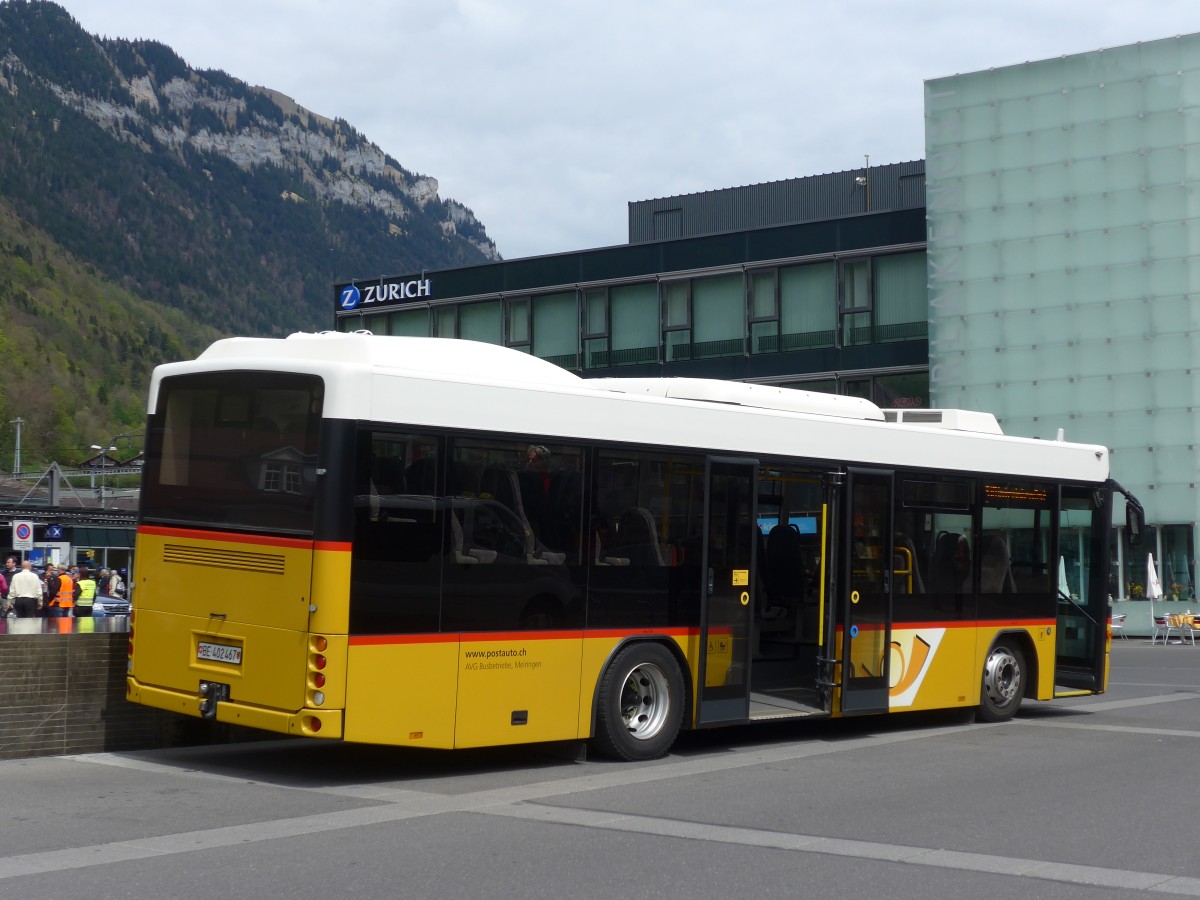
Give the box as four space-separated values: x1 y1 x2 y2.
1 640 1197 899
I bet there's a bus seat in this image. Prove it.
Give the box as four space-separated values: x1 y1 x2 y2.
980 535 1016 593
610 507 665 566
405 457 438 495
371 456 406 495
450 509 496 565
447 459 479 498
929 532 969 594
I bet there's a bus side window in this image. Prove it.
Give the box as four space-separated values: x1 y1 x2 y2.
980 534 1016 593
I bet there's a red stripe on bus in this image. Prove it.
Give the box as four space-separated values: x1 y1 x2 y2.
840 618 1057 632
350 633 461 646
138 524 350 552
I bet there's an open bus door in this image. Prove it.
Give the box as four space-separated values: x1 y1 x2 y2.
840 469 894 715
696 457 757 726
1055 481 1143 693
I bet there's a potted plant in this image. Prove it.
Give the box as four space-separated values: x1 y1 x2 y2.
1128 581 1145 599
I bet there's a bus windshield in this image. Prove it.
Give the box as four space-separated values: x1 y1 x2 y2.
140 371 324 533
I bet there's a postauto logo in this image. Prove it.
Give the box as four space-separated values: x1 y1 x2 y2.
340 285 361 311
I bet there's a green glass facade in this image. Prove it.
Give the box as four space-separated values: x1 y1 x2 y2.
926 34 1200 598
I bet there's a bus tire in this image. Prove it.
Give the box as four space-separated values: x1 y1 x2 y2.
592 642 684 761
977 642 1025 723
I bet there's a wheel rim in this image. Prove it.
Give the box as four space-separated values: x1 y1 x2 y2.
983 647 1021 708
619 661 671 741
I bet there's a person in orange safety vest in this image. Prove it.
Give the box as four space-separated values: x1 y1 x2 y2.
45 565 76 618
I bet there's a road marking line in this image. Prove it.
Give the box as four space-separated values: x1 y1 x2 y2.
1064 692 1200 712
481 804 1200 895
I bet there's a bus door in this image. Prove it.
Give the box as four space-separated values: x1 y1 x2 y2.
696 457 758 726
1054 485 1111 692
841 468 894 715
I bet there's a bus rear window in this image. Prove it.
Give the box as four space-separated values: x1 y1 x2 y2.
141 372 324 533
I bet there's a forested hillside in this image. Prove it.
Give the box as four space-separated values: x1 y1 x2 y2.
0 0 499 470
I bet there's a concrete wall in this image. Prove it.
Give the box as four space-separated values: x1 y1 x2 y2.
0 629 262 761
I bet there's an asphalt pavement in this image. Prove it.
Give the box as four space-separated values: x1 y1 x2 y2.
1 640 1197 899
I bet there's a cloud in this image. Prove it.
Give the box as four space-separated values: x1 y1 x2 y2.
58 0 1200 259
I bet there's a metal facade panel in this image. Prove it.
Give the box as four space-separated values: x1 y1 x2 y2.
628 161 926 243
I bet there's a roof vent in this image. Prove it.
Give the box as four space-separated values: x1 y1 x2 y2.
883 409 1003 434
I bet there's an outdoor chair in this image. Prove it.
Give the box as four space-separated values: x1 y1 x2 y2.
1151 612 1178 645
1169 613 1196 646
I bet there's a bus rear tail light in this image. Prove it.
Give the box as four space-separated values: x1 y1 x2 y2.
308 635 332 710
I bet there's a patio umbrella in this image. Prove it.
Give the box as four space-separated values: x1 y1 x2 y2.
1146 553 1163 600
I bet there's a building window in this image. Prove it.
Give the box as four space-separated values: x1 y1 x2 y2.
387 308 430 337
663 274 743 361
261 461 302 494
1159 524 1195 601
662 281 691 361
875 371 929 409
587 282 658 368
749 270 778 354
779 262 836 352
583 288 608 369
532 291 579 369
874 252 929 343
434 305 457 338
691 273 744 359
459 300 502 344
840 258 872 346
506 296 530 352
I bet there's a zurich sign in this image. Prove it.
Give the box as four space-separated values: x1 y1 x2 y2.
339 285 361 311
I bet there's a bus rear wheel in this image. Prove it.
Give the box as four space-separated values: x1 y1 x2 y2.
592 643 684 761
977 642 1025 722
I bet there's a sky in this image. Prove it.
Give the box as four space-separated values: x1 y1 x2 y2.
54 1 1200 261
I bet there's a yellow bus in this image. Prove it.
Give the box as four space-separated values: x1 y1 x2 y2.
127 333 1143 760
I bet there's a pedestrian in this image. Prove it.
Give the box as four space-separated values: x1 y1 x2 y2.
107 567 126 598
74 568 97 617
7 559 43 618
45 565 76 618
2 555 17 613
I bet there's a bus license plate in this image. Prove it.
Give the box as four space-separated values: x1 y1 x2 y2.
197 641 242 665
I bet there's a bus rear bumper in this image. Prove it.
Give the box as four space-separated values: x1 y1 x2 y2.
127 678 344 739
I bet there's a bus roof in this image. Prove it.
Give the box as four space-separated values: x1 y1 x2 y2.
156 332 1110 483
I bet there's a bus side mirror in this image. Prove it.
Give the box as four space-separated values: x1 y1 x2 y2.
1126 504 1143 546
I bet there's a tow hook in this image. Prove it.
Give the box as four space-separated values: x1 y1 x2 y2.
198 681 230 719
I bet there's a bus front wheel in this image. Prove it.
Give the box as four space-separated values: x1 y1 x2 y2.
592 643 684 761
977 642 1025 723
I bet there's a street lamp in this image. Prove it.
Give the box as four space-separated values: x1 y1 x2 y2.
91 444 116 507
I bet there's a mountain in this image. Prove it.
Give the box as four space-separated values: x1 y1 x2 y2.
0 0 500 473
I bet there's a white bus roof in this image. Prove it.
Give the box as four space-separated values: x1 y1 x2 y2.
151 332 1110 483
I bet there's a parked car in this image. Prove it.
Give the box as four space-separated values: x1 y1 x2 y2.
93 594 130 617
